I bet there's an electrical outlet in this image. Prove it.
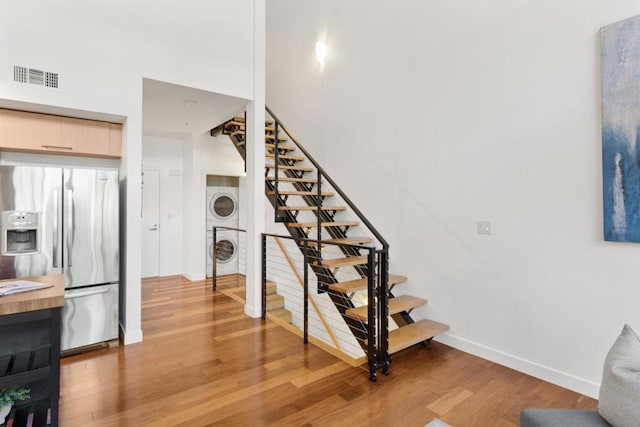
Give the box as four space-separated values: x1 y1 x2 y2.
477 221 491 235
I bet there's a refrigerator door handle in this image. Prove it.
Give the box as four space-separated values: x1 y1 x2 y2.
65 288 109 299
52 189 59 268
67 189 73 267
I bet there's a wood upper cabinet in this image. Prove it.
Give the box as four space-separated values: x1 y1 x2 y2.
108 123 122 157
0 108 122 158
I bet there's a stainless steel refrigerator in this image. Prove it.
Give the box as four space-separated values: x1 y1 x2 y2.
0 165 119 351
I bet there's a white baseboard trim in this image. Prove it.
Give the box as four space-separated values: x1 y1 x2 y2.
435 332 600 399
120 323 143 345
183 272 205 282
244 303 262 318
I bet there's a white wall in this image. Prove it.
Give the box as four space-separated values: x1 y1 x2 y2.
182 132 245 280
142 136 184 276
266 0 640 397
0 0 257 344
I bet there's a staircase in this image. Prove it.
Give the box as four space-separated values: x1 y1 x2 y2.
265 280 292 323
211 109 449 381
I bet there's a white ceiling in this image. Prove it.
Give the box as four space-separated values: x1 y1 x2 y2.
142 78 248 138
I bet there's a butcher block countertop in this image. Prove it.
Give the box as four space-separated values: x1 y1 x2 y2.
0 274 65 316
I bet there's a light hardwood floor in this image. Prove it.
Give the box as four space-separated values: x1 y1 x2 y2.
59 275 597 426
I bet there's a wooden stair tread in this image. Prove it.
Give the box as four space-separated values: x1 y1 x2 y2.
267 190 334 197
306 237 374 248
266 293 284 310
227 126 285 141
265 153 305 161
317 255 368 269
266 134 288 142
233 116 274 125
287 221 358 228
266 164 313 172
329 274 408 293
268 308 292 323
319 237 373 245
346 295 427 321
278 205 346 211
266 281 277 295
266 143 296 151
224 120 245 128
265 176 318 184
388 319 449 354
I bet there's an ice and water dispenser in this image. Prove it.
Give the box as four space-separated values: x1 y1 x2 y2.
1 211 40 255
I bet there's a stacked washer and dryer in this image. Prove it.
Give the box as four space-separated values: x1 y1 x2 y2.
206 186 240 277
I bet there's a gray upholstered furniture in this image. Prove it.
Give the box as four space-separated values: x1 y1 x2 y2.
520 324 640 427
520 409 611 427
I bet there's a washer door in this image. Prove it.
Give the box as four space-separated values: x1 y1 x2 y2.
212 239 237 264
209 193 237 220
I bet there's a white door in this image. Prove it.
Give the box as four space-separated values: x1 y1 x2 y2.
141 169 160 278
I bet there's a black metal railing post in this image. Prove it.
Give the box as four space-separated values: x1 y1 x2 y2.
367 247 377 382
212 226 217 291
261 234 267 319
303 239 309 344
273 120 280 221
243 111 247 173
316 169 322 244
378 249 390 375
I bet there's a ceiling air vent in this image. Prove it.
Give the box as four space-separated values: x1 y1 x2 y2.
13 65 59 88
13 66 27 83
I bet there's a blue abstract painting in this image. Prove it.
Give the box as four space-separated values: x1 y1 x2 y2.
601 16 640 242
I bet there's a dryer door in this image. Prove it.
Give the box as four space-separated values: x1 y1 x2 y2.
209 192 237 221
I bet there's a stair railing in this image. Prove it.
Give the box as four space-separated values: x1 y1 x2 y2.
211 226 247 291
266 106 388 250
265 106 390 379
261 232 389 381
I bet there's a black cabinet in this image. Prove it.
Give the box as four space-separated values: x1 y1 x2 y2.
0 308 61 427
